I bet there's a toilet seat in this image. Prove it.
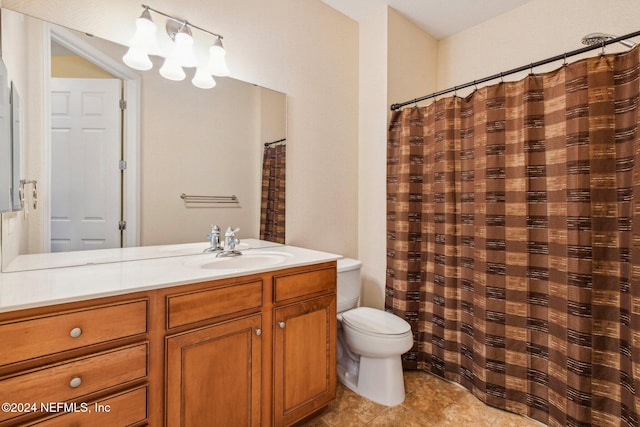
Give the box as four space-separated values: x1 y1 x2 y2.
341 307 411 337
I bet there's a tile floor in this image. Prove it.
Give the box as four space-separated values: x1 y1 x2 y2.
297 371 544 427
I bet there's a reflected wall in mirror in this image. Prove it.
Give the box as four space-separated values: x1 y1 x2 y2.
0 57 10 214
10 81 22 211
0 8 287 271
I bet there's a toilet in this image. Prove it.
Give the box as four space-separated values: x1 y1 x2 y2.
336 258 414 406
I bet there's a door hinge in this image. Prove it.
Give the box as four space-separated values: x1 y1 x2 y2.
119 160 127 170
119 99 127 110
119 221 127 231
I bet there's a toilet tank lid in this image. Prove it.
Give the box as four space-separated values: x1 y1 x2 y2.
337 258 362 273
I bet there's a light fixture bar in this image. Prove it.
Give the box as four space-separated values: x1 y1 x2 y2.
124 4 229 89
141 4 223 40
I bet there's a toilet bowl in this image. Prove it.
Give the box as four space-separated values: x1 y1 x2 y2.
336 258 414 406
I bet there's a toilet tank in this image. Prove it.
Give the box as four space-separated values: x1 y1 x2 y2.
337 258 362 313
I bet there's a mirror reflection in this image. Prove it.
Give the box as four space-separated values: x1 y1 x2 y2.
0 8 287 272
0 57 10 214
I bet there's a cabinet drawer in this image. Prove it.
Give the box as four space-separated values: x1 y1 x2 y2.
0 343 148 423
0 300 148 366
167 280 263 329
28 386 148 426
273 267 336 302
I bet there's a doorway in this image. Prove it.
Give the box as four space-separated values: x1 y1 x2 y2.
50 76 122 252
44 25 140 252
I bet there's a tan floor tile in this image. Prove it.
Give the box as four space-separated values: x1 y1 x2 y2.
401 374 469 425
369 405 430 427
437 393 502 427
492 410 545 427
404 370 445 394
298 371 549 427
318 383 387 426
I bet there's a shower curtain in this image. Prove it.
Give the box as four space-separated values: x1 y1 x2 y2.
386 46 640 426
259 144 286 243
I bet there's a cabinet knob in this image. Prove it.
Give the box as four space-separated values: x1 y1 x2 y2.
69 376 82 388
255 328 262 336
69 327 83 338
278 321 285 329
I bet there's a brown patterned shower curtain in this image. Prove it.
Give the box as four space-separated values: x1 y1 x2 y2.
260 144 286 243
386 47 640 427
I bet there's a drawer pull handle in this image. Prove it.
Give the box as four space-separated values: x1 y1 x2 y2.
255 328 262 336
69 377 82 388
278 321 285 329
69 327 83 338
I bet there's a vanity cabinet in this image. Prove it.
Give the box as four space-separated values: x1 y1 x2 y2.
164 278 264 427
0 297 150 426
0 259 336 427
273 295 336 426
272 266 337 426
166 314 262 426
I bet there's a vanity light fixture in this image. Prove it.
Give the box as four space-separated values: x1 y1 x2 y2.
122 6 157 71
122 4 229 89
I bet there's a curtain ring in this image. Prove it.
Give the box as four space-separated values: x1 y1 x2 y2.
500 72 504 84
474 80 478 91
563 53 568 66
529 63 534 76
601 39 606 56
453 85 457 97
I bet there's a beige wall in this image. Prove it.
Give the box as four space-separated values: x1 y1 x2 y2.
51 54 116 78
260 88 287 149
437 0 640 96
387 9 438 116
357 7 437 308
141 74 262 245
358 7 387 308
1 0 360 258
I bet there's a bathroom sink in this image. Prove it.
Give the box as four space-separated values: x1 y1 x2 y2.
159 241 250 255
183 251 294 270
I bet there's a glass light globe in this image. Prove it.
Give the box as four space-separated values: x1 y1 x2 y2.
192 67 217 89
123 46 153 71
160 56 186 81
207 38 230 77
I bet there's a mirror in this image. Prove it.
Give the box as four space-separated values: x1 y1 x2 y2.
10 81 22 211
0 8 287 271
0 57 10 214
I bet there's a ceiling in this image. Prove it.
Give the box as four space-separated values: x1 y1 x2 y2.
320 0 534 39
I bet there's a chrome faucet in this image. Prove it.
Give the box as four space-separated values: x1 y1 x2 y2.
217 227 242 257
204 224 223 253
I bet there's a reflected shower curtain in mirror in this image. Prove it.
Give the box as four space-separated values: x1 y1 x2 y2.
386 46 640 426
260 144 286 243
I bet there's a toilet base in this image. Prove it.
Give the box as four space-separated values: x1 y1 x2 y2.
337 352 406 406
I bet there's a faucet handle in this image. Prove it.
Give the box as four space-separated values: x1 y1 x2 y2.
225 226 240 236
205 224 223 253
207 224 219 240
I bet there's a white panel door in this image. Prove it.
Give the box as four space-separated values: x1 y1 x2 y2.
50 78 122 252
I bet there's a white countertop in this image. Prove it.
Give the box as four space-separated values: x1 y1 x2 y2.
2 239 281 272
0 241 342 313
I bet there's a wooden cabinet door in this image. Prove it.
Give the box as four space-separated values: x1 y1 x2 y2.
166 314 262 427
273 295 336 426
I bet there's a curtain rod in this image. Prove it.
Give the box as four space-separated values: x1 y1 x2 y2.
264 138 286 147
390 29 640 111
